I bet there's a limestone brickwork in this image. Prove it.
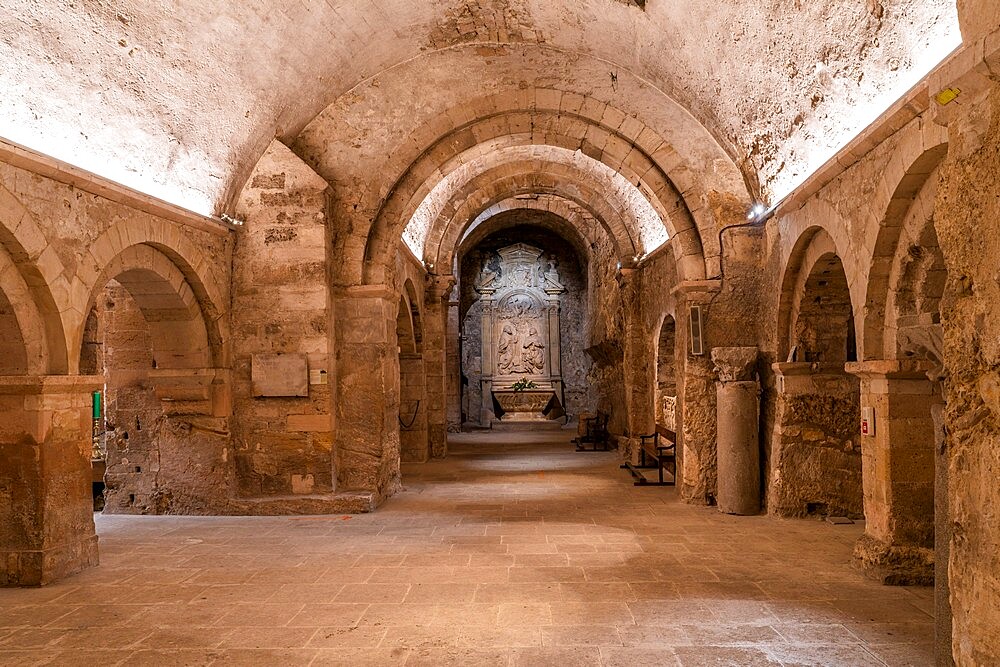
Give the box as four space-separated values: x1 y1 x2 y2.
1 5 1000 665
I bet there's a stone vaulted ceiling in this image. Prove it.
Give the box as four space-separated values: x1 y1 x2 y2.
1 0 959 219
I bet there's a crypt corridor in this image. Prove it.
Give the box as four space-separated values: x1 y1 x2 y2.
1 1 1000 665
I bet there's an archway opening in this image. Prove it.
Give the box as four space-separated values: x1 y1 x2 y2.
794 253 857 364
457 224 589 430
398 290 429 463
770 248 863 520
655 316 678 432
0 288 28 375
79 254 226 515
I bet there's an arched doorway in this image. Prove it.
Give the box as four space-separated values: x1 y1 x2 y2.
770 230 863 519
398 284 429 462
80 244 228 515
656 315 678 432
851 160 946 590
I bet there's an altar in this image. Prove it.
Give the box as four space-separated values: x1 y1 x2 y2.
474 243 566 426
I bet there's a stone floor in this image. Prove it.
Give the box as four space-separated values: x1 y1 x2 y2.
0 431 934 666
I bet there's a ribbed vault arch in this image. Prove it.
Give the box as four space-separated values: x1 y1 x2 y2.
357 108 712 285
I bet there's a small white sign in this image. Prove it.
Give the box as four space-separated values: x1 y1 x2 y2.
861 406 875 437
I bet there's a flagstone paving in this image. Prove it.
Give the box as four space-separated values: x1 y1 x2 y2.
0 431 933 666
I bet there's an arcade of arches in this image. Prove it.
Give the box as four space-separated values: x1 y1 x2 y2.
1 2 999 665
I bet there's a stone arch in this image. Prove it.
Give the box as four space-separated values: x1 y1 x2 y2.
428 168 638 270
402 279 424 354
778 227 857 363
72 221 228 372
397 295 418 356
770 226 864 520
863 141 949 361
462 196 599 260
655 313 679 431
362 108 711 285
79 244 216 371
80 241 234 516
0 243 50 375
457 208 593 273
0 183 70 374
885 178 946 361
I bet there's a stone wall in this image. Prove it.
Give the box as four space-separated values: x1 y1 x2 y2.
584 227 628 435
769 365 862 518
934 78 1000 666
232 142 334 499
90 284 233 514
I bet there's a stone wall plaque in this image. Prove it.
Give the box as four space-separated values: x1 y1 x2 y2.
252 354 309 397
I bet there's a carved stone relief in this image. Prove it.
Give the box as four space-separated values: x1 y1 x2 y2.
496 293 547 376
474 242 566 424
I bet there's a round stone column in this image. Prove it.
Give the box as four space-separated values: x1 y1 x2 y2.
711 347 761 515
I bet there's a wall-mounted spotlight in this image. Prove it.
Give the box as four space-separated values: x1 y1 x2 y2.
746 203 767 221
219 213 245 226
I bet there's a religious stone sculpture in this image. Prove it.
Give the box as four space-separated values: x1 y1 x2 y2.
475 243 566 425
496 293 546 375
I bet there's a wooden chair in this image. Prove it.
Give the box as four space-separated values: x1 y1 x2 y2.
574 411 610 451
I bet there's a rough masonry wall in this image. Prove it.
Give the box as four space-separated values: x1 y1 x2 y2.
232 142 333 498
460 225 592 425
0 156 232 373
393 253 432 462
935 83 1000 666
92 284 232 514
768 367 863 518
584 226 628 435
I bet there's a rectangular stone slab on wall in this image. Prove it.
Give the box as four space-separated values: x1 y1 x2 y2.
251 354 309 397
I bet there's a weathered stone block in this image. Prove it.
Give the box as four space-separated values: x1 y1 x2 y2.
251 354 309 397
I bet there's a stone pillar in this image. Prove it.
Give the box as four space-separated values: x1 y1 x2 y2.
0 375 102 586
932 402 953 666
846 360 938 585
672 281 722 505
332 286 400 498
424 275 455 458
712 347 760 515
618 268 653 455
446 292 461 432
545 295 564 408
768 363 863 518
478 292 496 426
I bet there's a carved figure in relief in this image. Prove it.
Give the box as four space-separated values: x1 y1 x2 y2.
522 325 546 374
542 258 564 291
496 294 546 375
497 322 517 372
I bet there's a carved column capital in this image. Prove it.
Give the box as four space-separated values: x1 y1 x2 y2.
711 347 759 383
425 273 456 301
896 324 945 382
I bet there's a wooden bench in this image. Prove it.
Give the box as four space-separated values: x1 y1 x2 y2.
621 424 676 486
573 411 610 451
